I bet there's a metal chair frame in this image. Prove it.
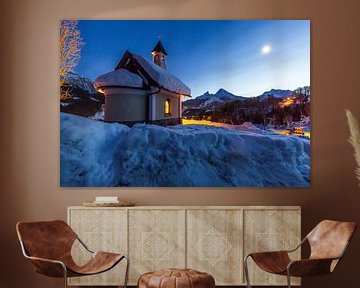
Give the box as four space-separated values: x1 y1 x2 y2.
244 237 349 288
19 234 129 288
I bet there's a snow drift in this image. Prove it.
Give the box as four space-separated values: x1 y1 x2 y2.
60 113 310 187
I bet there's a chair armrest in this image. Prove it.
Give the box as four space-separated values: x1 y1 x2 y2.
287 258 336 277
245 250 291 264
245 237 306 260
251 250 289 255
25 255 65 266
25 255 67 278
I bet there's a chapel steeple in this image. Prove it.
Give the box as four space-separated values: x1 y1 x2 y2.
151 39 167 69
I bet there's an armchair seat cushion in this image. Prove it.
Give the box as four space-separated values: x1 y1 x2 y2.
66 251 125 276
250 251 291 274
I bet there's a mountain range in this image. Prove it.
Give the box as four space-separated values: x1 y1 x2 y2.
183 88 247 112
183 87 309 114
65 71 98 94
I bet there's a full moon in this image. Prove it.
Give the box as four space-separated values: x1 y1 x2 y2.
262 45 271 54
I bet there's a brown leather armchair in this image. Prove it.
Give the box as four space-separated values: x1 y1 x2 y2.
244 220 356 288
16 220 129 288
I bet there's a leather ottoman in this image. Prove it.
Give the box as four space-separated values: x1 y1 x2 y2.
138 268 215 288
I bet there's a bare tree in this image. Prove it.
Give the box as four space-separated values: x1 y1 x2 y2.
60 20 83 100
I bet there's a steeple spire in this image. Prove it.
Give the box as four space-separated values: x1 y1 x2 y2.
151 38 167 69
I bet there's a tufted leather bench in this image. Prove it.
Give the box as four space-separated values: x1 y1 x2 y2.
138 268 215 288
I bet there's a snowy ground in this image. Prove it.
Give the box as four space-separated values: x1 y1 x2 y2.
60 113 310 187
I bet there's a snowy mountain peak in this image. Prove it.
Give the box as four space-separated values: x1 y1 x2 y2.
183 88 244 113
216 88 228 94
293 86 310 96
196 91 212 100
214 88 238 99
60 71 104 118
196 88 239 101
65 71 97 94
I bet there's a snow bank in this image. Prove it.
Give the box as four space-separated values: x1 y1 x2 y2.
89 109 104 121
61 113 128 187
230 122 268 134
61 113 310 187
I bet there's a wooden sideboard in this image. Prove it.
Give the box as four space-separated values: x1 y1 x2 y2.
67 206 301 286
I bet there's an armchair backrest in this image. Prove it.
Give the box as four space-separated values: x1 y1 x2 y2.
16 220 77 261
307 220 356 261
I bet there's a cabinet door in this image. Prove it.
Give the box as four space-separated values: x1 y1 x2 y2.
68 208 128 286
243 209 301 286
187 209 243 285
128 209 186 284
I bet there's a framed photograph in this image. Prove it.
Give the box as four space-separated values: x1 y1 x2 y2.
60 20 310 187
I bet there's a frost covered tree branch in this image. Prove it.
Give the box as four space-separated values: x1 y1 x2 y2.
346 109 360 187
60 20 84 100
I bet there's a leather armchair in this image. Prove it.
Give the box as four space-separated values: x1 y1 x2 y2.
244 220 356 288
16 220 129 288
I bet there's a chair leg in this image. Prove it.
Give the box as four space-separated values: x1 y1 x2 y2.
244 255 252 288
123 255 130 288
286 269 291 288
62 265 68 288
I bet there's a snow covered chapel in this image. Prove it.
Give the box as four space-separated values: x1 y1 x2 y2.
94 41 191 125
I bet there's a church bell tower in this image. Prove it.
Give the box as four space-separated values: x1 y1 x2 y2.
151 39 167 69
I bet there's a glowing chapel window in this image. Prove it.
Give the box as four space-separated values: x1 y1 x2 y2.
164 99 171 116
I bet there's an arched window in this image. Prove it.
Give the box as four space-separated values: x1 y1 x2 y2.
164 99 172 116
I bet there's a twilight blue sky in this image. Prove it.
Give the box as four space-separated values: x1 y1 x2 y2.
74 20 310 97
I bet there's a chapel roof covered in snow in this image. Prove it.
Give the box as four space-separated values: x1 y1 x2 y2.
94 68 144 89
113 51 191 96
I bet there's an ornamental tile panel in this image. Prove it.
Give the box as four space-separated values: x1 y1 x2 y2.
187 209 243 285
244 209 301 286
128 209 185 284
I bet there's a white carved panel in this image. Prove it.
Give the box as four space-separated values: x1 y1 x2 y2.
187 209 242 285
68 208 127 286
128 209 186 284
244 209 301 286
